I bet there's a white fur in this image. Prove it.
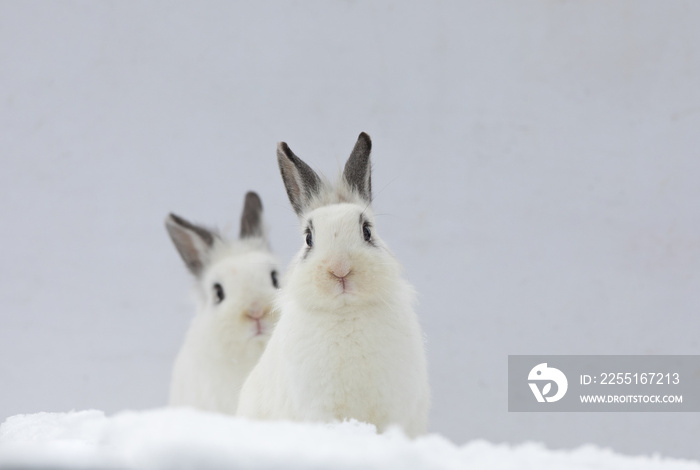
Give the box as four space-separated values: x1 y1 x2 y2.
169 237 280 414
238 193 430 436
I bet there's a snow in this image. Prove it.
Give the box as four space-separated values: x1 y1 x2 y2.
1 409 698 470
1 0 700 461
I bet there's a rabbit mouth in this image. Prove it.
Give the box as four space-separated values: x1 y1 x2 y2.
244 307 271 337
328 268 353 296
250 318 267 337
331 276 352 296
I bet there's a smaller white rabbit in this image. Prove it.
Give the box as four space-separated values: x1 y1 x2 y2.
237 133 430 436
166 191 280 414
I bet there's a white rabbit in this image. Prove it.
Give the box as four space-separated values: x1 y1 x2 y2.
237 133 430 436
166 191 280 414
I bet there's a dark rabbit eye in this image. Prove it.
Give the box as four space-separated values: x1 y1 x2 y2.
213 283 225 304
305 230 313 248
362 222 372 242
271 270 279 289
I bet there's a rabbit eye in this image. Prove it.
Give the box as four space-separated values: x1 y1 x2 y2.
362 222 372 242
271 270 279 289
213 283 225 304
305 230 313 248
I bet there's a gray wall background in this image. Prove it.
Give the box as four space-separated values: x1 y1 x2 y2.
1 0 699 459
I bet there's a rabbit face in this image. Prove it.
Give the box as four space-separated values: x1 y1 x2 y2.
286 203 398 312
166 191 280 344
202 250 280 341
275 132 404 313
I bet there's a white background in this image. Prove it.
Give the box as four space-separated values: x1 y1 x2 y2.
1 1 698 459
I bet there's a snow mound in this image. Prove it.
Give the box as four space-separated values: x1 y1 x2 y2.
0 409 697 470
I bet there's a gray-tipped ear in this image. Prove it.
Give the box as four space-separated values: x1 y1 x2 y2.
343 132 372 202
277 142 322 216
165 213 217 276
239 191 265 239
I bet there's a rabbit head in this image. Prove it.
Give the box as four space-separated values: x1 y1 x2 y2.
277 132 401 313
166 192 280 341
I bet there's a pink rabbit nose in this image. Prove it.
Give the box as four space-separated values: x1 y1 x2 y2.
245 305 265 319
329 259 351 279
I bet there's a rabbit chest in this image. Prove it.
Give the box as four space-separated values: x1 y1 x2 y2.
280 301 422 430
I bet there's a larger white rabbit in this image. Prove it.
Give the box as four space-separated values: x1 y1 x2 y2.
237 133 430 436
166 191 280 414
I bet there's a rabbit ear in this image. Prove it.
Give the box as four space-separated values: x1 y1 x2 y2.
277 142 322 216
239 191 265 239
343 132 372 203
165 213 217 276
